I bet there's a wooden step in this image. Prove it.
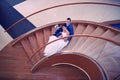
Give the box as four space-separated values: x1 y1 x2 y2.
77 27 105 51
72 23 78 31
112 34 120 43
31 26 53 65
83 39 106 58
62 24 86 52
35 30 45 53
82 29 117 56
96 42 120 80
71 24 96 52
86 40 107 59
28 33 39 53
43 27 52 44
20 38 38 65
20 38 34 58
28 33 41 64
51 25 55 34
101 29 116 38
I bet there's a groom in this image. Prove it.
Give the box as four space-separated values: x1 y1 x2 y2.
54 18 74 41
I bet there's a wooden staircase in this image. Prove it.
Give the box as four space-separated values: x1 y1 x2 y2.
0 45 33 80
0 20 120 80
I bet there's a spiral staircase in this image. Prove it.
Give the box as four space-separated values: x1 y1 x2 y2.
0 1 120 80
0 20 120 80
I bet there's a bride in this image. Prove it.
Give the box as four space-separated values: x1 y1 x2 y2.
44 24 69 57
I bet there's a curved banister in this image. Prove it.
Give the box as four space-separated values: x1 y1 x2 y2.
101 20 120 26
31 53 107 80
5 2 120 32
30 34 120 63
9 20 120 47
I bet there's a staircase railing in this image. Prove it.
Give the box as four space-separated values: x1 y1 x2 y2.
31 53 108 80
5 2 120 32
8 20 120 47
30 34 120 67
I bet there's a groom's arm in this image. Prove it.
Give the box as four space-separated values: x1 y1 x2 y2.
68 24 74 35
53 27 62 37
67 24 74 41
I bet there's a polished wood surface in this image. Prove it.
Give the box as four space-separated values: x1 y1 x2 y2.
1 20 120 80
101 20 120 26
32 53 106 80
0 46 33 80
33 64 89 80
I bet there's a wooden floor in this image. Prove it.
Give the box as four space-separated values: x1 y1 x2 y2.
0 46 33 80
0 46 89 80
33 64 89 80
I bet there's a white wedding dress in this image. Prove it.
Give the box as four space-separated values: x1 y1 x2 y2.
44 32 69 57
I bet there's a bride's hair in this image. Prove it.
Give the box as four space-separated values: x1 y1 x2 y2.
62 23 67 27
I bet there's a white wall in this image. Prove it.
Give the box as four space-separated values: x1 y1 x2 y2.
14 0 120 27
0 25 13 50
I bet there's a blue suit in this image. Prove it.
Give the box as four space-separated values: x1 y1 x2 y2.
53 27 63 37
54 23 74 41
66 23 74 41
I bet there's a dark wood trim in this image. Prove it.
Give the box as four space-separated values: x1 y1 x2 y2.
31 53 107 80
5 2 120 32
101 20 120 25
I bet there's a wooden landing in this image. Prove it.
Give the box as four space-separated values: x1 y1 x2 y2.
0 46 33 80
33 64 89 80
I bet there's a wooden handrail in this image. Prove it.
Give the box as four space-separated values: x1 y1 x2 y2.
30 34 120 62
31 53 107 80
101 20 120 26
9 20 120 47
5 2 120 32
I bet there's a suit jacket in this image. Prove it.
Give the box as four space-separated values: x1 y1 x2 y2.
54 23 74 41
66 23 74 41
53 27 62 37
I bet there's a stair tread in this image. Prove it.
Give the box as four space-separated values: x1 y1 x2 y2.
71 24 96 51
96 42 120 80
21 38 34 58
78 27 105 51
